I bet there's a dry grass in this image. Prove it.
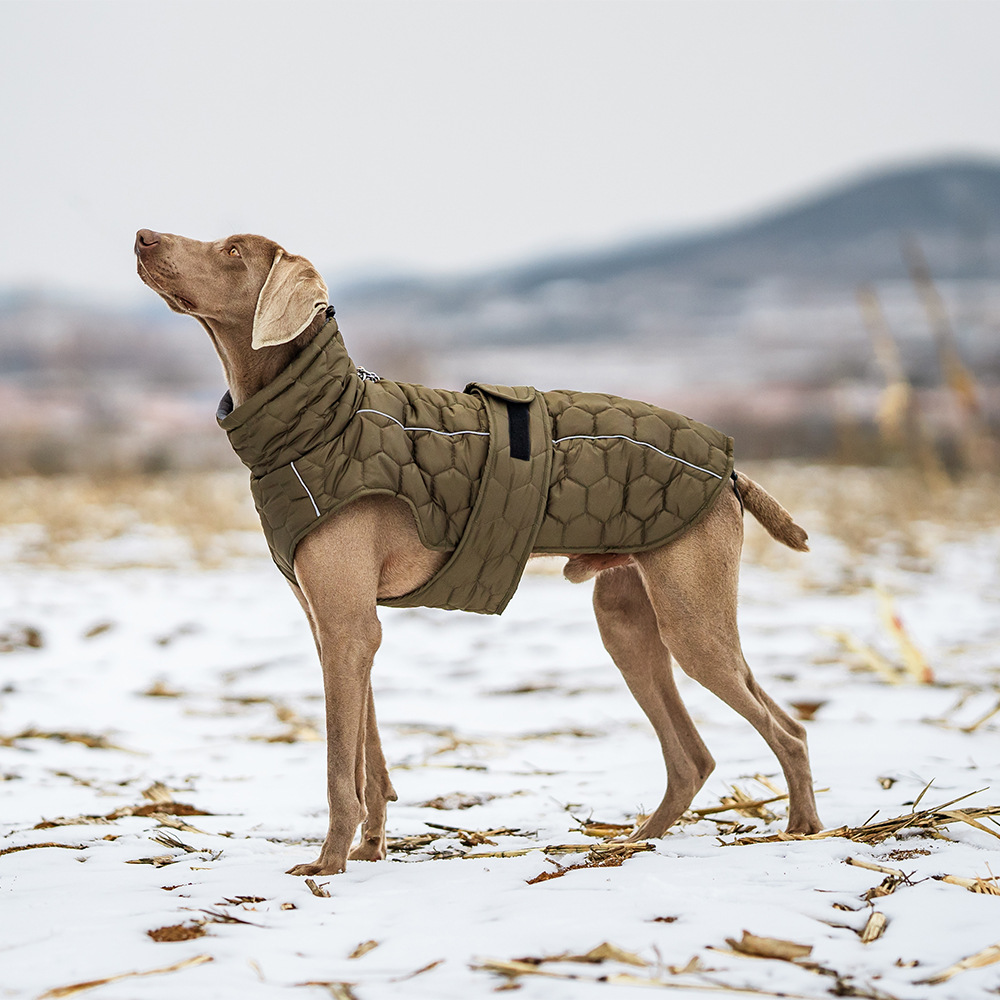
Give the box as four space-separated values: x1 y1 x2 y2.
1 464 997 571
0 471 260 567
146 923 206 943
474 929 900 998
37 955 212 999
725 789 1000 848
31 781 213 832
740 462 1000 571
0 841 87 857
0 729 133 752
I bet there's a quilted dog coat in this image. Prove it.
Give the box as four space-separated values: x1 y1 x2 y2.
219 317 734 614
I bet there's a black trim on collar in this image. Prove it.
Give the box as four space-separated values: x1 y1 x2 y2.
217 390 234 421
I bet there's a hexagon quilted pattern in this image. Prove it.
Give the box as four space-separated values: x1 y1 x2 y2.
220 319 734 614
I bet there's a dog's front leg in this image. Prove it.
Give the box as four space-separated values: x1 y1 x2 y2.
286 604 381 876
288 582 393 864
349 682 397 861
286 534 383 876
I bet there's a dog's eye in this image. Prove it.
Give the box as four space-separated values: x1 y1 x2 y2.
228 246 241 258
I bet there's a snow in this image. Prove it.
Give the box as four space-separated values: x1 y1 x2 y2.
1 512 999 1000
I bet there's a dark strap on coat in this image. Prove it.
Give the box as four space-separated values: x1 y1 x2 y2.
507 402 531 461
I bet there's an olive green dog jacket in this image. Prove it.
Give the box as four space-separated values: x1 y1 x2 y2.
219 318 734 614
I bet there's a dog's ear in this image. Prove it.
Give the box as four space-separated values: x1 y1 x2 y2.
251 249 329 349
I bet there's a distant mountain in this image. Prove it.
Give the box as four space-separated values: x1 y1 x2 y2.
337 157 1000 346
496 157 1000 290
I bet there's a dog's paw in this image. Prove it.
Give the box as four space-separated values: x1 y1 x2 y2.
349 840 386 862
784 818 824 836
286 860 345 877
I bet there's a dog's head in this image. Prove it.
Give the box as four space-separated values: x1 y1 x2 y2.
134 230 328 349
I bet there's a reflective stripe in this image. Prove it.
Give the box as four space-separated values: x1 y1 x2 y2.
553 434 723 479
290 461 321 518
355 408 490 438
356 410 720 478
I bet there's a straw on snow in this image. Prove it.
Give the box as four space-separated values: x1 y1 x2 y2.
725 788 1000 846
37 955 212 1000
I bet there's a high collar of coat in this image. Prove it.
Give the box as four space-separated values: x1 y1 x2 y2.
216 315 369 475
216 314 348 425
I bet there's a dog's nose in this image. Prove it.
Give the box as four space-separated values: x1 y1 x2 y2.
135 229 160 253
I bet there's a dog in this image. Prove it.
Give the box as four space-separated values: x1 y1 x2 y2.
135 229 822 875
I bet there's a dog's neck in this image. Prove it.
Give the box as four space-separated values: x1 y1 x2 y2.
202 310 331 407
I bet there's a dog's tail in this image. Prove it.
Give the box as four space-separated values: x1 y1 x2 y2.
733 471 809 552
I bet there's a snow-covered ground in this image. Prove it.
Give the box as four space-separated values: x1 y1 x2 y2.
1 496 999 1000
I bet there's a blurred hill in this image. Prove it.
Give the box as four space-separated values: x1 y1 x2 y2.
337 158 1000 380
2 157 999 472
345 157 1000 303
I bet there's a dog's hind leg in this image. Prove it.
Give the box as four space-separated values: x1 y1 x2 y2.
593 566 716 840
349 683 397 861
635 490 822 835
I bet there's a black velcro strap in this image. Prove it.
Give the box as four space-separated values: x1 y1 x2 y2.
507 401 531 461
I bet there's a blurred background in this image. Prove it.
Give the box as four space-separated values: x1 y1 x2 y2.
2 0 999 477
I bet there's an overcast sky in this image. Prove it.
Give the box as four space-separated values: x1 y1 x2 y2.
3 0 1000 304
